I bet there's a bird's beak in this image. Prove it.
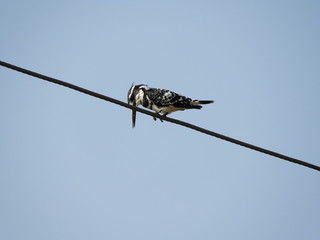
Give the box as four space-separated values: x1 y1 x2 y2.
131 108 136 128
129 100 137 128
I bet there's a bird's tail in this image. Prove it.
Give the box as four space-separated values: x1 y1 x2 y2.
193 100 214 105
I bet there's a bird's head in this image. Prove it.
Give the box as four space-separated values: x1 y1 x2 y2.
127 84 148 128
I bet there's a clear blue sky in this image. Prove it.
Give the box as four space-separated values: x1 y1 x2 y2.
1 1 320 239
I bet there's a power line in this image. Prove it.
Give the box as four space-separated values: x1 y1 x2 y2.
1 60 319 172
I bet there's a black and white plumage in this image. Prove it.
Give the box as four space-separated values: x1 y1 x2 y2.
127 84 214 127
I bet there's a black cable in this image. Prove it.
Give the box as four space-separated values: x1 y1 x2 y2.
1 60 319 172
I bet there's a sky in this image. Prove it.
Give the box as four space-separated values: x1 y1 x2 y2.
1 0 320 239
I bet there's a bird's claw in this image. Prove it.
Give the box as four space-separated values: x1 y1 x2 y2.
153 114 164 122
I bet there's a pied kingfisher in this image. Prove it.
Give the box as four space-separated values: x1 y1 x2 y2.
127 84 214 127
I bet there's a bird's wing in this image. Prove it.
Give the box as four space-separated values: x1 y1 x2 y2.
146 88 192 108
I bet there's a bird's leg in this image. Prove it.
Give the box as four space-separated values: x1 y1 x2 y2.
158 113 168 122
153 112 167 122
162 113 168 120
153 113 163 122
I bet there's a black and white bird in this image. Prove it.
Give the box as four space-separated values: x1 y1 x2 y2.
127 84 214 127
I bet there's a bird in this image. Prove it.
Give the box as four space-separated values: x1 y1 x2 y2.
127 84 214 127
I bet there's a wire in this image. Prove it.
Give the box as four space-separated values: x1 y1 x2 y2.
1 60 319 172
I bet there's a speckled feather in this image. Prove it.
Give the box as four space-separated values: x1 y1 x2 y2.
144 88 198 108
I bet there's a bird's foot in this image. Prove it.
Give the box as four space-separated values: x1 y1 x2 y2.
153 113 164 122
